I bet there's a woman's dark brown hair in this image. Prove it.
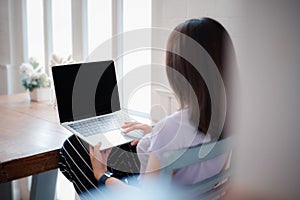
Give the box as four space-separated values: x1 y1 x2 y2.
166 18 237 139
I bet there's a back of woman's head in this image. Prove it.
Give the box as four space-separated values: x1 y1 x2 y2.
166 18 237 140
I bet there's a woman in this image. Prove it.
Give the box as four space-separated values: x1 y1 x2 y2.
59 17 237 198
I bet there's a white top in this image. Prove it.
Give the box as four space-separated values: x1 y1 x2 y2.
137 109 227 185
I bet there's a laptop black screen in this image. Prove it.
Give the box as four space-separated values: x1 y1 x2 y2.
52 61 121 123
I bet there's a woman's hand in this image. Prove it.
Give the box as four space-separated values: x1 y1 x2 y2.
89 142 112 181
121 122 152 146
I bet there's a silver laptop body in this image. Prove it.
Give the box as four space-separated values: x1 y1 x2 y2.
52 60 143 150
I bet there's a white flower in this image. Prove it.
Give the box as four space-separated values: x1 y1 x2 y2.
19 59 51 91
28 57 39 69
19 63 34 77
31 71 39 80
38 73 51 87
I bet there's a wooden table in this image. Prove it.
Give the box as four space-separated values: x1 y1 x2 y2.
0 93 71 200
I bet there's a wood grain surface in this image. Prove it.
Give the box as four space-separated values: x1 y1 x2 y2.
0 93 71 183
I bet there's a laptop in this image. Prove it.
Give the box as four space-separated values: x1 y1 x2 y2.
52 60 144 150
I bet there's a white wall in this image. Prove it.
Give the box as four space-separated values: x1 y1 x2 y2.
236 1 300 199
151 0 300 199
0 0 11 65
0 0 11 94
0 0 27 95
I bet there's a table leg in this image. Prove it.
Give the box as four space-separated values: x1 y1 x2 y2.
30 169 58 200
0 182 13 200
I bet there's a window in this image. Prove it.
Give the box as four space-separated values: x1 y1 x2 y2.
26 0 45 66
52 0 72 58
87 0 112 55
122 0 152 115
25 0 152 116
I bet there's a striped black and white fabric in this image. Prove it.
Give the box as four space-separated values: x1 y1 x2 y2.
58 134 140 196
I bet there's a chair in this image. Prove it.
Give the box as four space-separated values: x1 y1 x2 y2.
158 137 233 200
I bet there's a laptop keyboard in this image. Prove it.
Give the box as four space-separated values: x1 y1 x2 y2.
68 112 132 137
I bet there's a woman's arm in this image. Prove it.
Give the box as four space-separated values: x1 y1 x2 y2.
89 143 111 181
90 144 162 189
142 152 161 182
89 143 136 189
105 177 131 189
106 153 162 188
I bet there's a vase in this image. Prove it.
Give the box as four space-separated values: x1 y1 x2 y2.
29 87 51 102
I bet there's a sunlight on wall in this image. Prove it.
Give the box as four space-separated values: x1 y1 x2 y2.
52 0 72 58
26 0 45 66
87 0 112 55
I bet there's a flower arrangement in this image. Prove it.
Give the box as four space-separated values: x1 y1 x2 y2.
19 58 51 92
